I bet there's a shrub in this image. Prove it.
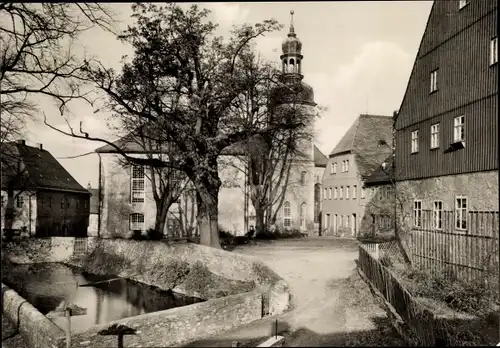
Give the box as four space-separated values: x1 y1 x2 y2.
255 230 277 240
183 261 212 298
218 226 233 239
255 228 305 240
146 228 164 240
148 258 190 290
397 266 496 316
81 244 130 276
130 230 144 240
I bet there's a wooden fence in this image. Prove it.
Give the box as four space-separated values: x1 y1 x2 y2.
410 210 499 282
358 245 443 345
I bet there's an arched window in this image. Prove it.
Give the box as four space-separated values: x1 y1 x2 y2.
289 58 295 73
283 202 292 228
300 203 306 230
300 171 306 186
130 213 145 231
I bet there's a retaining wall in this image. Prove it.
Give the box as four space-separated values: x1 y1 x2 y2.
2 237 292 346
71 290 263 347
1 283 65 348
71 238 290 315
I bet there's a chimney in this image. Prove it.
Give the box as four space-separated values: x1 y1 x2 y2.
37 143 43 150
87 182 92 190
16 139 26 146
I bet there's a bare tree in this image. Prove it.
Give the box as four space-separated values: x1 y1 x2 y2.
0 3 115 142
46 3 308 248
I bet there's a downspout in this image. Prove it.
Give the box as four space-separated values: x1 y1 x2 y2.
97 153 102 238
29 192 36 237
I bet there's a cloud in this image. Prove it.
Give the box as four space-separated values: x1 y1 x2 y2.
310 41 413 155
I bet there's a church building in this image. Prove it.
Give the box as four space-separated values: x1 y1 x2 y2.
94 12 327 238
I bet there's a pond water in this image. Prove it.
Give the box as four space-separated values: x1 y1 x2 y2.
2 263 203 333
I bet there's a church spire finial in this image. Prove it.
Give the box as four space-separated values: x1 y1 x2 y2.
289 10 295 34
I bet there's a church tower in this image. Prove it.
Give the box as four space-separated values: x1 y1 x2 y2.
270 11 318 234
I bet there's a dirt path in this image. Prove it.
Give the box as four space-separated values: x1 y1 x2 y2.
187 238 406 347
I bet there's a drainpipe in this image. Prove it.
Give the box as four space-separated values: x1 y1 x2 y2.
28 192 36 237
97 153 102 239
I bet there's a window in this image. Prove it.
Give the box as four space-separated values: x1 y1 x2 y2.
323 188 327 200
60 197 64 209
345 160 349 172
49 197 52 208
84 200 88 209
16 195 23 208
1 195 4 206
455 196 467 230
129 213 145 231
430 69 438 93
76 200 80 210
413 200 422 228
361 187 365 199
131 165 145 203
459 0 468 9
491 37 498 65
67 197 70 208
333 162 337 174
300 171 306 186
283 202 292 227
328 188 332 200
346 186 350 199
411 130 419 153
333 187 338 199
352 185 357 199
433 201 443 230
339 186 343 199
341 161 344 172
453 115 465 142
430 123 440 149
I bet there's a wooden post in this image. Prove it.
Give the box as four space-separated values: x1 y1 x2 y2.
374 244 380 260
46 303 86 348
65 309 71 348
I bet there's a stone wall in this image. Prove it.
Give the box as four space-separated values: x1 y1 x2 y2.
2 237 75 264
71 239 290 315
1 283 65 348
2 237 291 315
70 291 263 347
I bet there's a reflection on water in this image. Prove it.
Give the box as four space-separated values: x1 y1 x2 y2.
2 263 203 333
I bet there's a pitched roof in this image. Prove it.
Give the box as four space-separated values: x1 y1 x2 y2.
364 155 394 186
328 114 394 180
88 188 99 214
1 142 90 194
313 145 328 167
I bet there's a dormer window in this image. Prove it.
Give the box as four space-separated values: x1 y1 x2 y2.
458 0 468 10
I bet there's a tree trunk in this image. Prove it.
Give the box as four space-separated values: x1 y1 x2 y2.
195 181 221 248
254 205 266 235
153 201 169 235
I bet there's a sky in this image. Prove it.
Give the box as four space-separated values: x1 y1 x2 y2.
22 1 433 189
